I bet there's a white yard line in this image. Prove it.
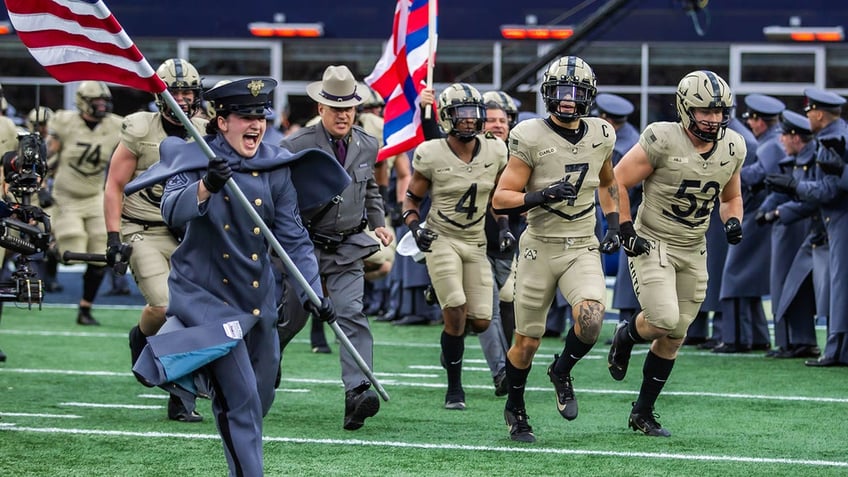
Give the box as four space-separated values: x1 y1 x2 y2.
0 425 845 468
59 402 163 410
0 412 81 419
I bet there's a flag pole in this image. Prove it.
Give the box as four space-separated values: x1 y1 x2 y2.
161 93 390 402
424 0 437 119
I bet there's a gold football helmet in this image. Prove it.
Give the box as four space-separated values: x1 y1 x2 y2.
541 56 596 122
438 83 485 141
26 106 53 132
75 81 113 118
482 91 519 129
676 70 733 142
155 58 202 120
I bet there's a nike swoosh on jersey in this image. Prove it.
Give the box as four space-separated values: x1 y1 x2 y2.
592 142 603 148
720 161 730 166
484 163 493 168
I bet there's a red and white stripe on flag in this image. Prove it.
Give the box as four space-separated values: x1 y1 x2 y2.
365 0 437 162
4 0 166 93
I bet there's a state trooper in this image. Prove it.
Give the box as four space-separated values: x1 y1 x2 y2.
277 65 393 429
767 87 848 367
758 110 821 359
714 94 784 353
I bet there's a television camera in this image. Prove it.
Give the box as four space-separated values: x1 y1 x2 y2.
0 130 52 307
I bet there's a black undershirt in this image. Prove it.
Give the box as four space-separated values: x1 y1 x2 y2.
161 115 189 139
544 117 587 144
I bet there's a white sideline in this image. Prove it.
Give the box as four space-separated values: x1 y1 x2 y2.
0 425 845 468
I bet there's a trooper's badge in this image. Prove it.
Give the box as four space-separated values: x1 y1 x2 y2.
223 320 243 340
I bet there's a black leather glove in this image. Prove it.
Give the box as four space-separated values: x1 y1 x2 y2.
409 219 438 252
816 146 846 176
202 156 232 193
820 136 847 157
304 296 336 324
105 231 132 273
765 174 798 196
524 178 577 207
724 217 742 245
497 217 516 253
620 221 652 257
389 202 403 228
755 209 779 225
599 212 621 254
37 188 54 208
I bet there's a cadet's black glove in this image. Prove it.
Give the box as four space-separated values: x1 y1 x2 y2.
524 178 577 207
304 296 336 324
820 136 847 157
202 156 232 193
620 221 652 257
755 209 778 225
816 146 846 176
105 231 133 273
389 202 403 228
37 188 54 208
724 217 743 245
765 174 798 196
497 217 516 253
409 219 438 252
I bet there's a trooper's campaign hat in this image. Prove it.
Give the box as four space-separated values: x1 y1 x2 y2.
742 93 785 119
206 77 277 118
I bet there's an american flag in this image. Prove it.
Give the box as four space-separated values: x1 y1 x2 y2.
5 0 166 93
365 0 437 162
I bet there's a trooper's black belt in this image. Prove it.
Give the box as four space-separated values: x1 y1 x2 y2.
309 220 367 252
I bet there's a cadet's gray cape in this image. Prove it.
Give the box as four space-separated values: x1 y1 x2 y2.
127 136 349 393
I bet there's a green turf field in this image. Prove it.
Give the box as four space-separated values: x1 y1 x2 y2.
1 305 846 476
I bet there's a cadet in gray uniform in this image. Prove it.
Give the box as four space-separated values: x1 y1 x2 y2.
157 78 336 476
104 58 208 422
492 56 622 443
608 70 745 437
403 83 508 410
277 65 393 430
714 94 785 353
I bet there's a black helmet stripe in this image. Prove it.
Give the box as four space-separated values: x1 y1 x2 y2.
173 58 185 82
702 70 723 106
565 56 577 79
459 83 474 101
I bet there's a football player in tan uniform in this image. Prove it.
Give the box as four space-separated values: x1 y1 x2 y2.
492 56 622 443
103 58 207 422
607 70 744 437
48 81 123 325
403 83 507 410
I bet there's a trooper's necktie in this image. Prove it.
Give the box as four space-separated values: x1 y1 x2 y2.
334 138 347 166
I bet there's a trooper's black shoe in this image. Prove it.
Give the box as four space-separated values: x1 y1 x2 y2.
711 343 751 354
547 355 577 420
344 382 380 430
444 388 466 410
770 344 821 359
628 403 671 437
696 338 719 350
608 321 633 381
311 344 332 354
0 347 6 362
375 310 398 322
504 406 535 443
77 308 100 326
167 394 203 423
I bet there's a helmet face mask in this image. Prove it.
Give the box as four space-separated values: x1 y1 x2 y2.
155 58 202 121
676 70 732 142
75 81 113 119
541 56 597 122
438 83 485 141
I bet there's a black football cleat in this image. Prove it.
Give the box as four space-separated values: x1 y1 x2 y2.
444 388 466 410
77 308 100 326
628 404 671 437
344 382 380 430
547 355 577 420
493 368 508 397
504 406 535 443
608 321 633 381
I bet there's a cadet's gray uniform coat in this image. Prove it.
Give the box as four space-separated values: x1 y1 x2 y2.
279 122 385 390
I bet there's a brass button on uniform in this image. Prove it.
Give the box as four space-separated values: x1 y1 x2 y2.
224 224 231 231
252 171 259 177
252 281 259 288
253 227 260 235
222 253 230 259
251 253 259 261
222 278 229 284
254 198 262 206
252 308 260 316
